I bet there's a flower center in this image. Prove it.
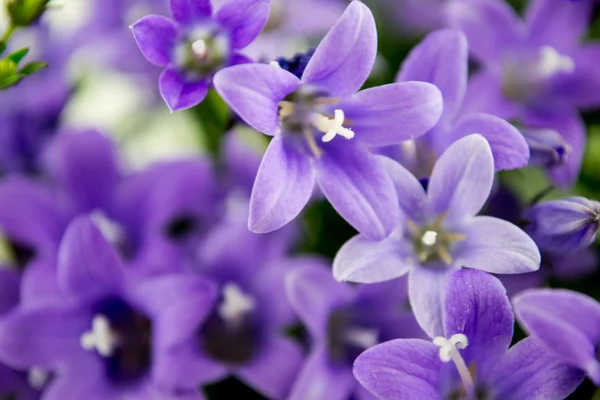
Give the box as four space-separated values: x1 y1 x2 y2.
271 48 316 79
174 25 230 80
407 215 466 266
327 308 378 365
434 334 475 399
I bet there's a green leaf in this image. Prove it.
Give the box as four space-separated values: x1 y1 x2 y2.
7 47 28 64
0 72 22 89
0 42 6 56
18 60 47 76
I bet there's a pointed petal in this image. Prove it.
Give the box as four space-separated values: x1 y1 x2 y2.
237 337 303 399
447 113 529 171
169 0 212 25
486 338 584 400
159 68 209 111
249 136 316 233
213 64 300 135
445 0 524 63
288 346 355 400
131 15 177 67
301 1 376 97
454 216 541 274
427 134 494 220
215 0 270 49
397 28 467 123
58 216 125 301
286 261 356 340
408 267 456 338
562 44 600 109
339 82 443 147
460 70 519 117
353 339 442 400
316 141 400 240
333 233 414 284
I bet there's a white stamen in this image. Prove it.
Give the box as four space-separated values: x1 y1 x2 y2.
433 334 474 395
538 46 574 77
80 315 119 357
90 210 124 245
217 283 256 323
343 327 379 349
421 230 438 247
312 109 354 142
28 367 49 389
191 39 208 58
269 61 281 68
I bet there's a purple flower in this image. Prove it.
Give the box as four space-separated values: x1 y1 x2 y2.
524 196 600 255
447 0 598 186
514 288 600 385
0 217 217 398
131 0 270 111
333 134 540 337
285 262 424 400
389 28 529 177
354 269 583 399
213 1 443 239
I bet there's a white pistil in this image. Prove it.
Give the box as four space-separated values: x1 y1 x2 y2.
80 315 119 357
28 367 49 389
421 230 438 247
269 61 281 68
191 39 208 59
343 327 379 349
433 334 475 396
312 109 354 142
538 46 574 77
218 283 256 324
90 210 124 246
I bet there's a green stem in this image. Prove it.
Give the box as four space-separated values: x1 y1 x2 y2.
1 25 15 44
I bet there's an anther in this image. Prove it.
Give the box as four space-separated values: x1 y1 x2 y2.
312 109 354 142
433 334 475 396
218 283 256 324
421 231 438 247
81 315 119 357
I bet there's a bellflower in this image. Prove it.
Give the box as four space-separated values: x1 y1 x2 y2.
285 262 423 400
389 28 528 177
0 217 217 398
524 196 600 255
214 1 443 239
514 289 600 385
354 269 583 400
333 134 540 337
447 0 599 186
131 0 270 111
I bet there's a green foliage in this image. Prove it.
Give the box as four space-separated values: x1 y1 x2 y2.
6 0 50 27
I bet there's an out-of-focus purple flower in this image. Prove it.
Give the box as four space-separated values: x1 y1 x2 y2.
333 135 540 337
447 0 598 186
387 28 528 178
0 217 218 399
285 262 423 400
524 196 600 255
214 1 443 239
354 269 583 399
131 0 270 111
514 288 600 385
520 125 572 168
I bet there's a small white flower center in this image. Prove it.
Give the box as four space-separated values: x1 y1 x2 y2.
269 61 281 68
343 327 379 349
312 109 354 142
80 315 119 357
191 39 208 59
28 367 49 389
217 283 256 323
421 230 438 247
538 46 574 78
90 210 124 246
433 334 475 396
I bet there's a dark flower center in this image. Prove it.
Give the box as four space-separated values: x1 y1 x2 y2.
273 48 315 79
327 308 378 365
164 214 199 241
175 25 230 80
5 239 35 272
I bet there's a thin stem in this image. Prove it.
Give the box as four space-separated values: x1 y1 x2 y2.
449 349 476 399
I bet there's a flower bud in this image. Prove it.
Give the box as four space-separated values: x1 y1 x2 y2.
6 0 50 27
521 126 571 168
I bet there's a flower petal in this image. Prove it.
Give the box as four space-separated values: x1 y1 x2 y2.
249 136 316 233
213 64 300 135
58 216 125 301
215 0 270 49
447 113 529 171
397 28 467 123
353 339 442 400
301 1 376 97
427 134 494 220
159 68 209 112
316 141 400 240
333 233 413 284
131 15 177 67
454 216 541 274
339 82 443 147
169 0 212 25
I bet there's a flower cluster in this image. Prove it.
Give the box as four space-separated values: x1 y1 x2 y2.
0 0 599 399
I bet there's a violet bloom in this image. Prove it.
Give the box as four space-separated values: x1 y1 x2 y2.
514 289 600 385
389 28 528 177
447 0 600 186
131 0 270 111
0 217 217 399
214 1 443 239
333 134 540 337
354 269 583 399
285 262 424 400
524 196 600 255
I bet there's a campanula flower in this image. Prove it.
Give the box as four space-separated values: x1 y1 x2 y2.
333 134 540 337
214 1 443 239
131 0 270 111
354 269 583 399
